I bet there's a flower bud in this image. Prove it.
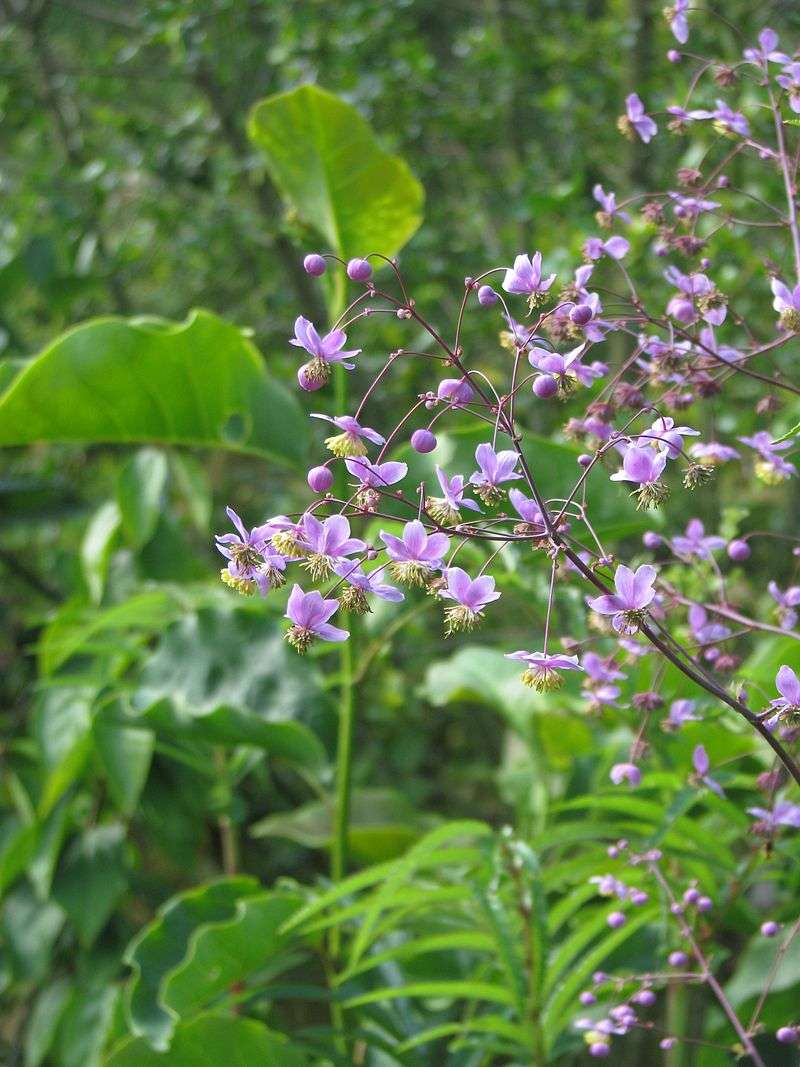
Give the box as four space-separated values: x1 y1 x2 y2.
667 49 682 62
761 920 779 938
533 374 558 398
777 1027 799 1044
642 531 661 549
307 465 333 492
683 887 700 905
727 539 750 561
347 258 372 281
411 428 437 453
580 991 597 1006
570 303 594 326
589 1043 610 1058
668 951 688 967
607 911 626 929
659 1038 677 1050
696 896 712 912
578 453 593 467
477 284 498 306
633 989 657 1007
303 253 326 276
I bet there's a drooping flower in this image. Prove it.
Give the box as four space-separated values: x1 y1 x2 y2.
380 520 450 586
469 443 521 503
777 62 800 114
768 582 800 630
439 567 501 633
639 415 700 460
502 251 556 307
689 441 739 465
672 519 726 560
311 413 385 457
666 0 689 44
687 604 730 661
344 457 407 509
610 446 670 509
766 665 800 727
610 763 642 787
284 584 349 652
712 100 750 138
743 28 790 66
290 316 360 390
332 560 404 614
297 513 366 580
770 278 800 332
664 267 727 326
662 699 702 731
747 799 800 832
437 377 476 407
738 431 797 484
583 236 630 261
593 184 631 226
588 564 657 634
426 466 483 525
215 507 287 596
505 650 584 692
619 93 657 143
508 488 547 537
533 345 608 393
691 745 724 797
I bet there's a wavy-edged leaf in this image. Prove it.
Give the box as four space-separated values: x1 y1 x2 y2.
0 311 307 465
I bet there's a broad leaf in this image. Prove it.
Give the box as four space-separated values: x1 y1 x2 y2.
249 85 423 261
117 448 169 548
0 310 307 465
52 824 128 946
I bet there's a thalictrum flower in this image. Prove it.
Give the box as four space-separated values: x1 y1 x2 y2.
533 345 608 391
284 584 349 652
439 567 501 633
687 604 730 660
344 457 407 489
380 520 450 586
427 466 482 525
588 564 657 634
669 193 720 220
689 442 740 465
747 799 800 832
777 62 800 113
437 377 476 407
766 665 800 726
215 507 287 596
692 744 724 797
610 446 670 509
469 442 522 503
508 488 547 535
332 560 404 614
667 0 689 44
767 582 800 630
672 518 726 560
310 413 385 457
593 184 631 225
583 236 630 261
620 93 657 143
297 513 366 580
290 316 360 389
738 431 797 483
662 698 702 731
743 28 789 65
641 416 700 460
664 267 727 326
505 650 583 691
610 763 642 787
502 251 556 307
712 100 749 137
770 277 800 332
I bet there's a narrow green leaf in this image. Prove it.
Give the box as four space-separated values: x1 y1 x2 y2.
117 448 169 548
342 980 516 1010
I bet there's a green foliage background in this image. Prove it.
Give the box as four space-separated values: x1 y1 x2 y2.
1 1 800 1065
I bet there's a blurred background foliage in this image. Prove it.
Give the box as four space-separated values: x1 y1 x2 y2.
1 0 800 1064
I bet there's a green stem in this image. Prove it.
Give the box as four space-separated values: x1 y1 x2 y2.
331 625 355 894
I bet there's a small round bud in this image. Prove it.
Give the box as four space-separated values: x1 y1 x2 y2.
670 903 684 916
716 175 730 188
700 257 711 270
630 890 649 906
580 991 597 1006
589 1043 611 1058
307 465 333 493
667 49 681 62
761 921 780 938
727 539 750 562
668 951 689 967
477 284 498 307
607 911 626 929
578 453 593 468
303 253 326 276
696 896 713 912
683 887 700 905
633 989 657 1007
593 971 608 985
347 258 372 281
777 1027 799 1044
411 428 437 453
642 531 661 549
659 1038 677 1050
570 303 593 326
533 374 558 399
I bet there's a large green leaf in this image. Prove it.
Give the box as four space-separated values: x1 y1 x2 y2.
249 85 423 261
52 824 128 946
0 310 307 465
105 1013 308 1067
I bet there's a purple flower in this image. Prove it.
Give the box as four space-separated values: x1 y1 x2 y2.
583 236 630 261
777 62 800 114
689 441 739 465
610 763 641 787
610 446 669 509
672 519 726 560
508 488 546 534
469 443 521 503
310 413 384 457
593 184 631 224
345 457 408 489
215 507 287 596
663 699 701 731
692 744 725 797
427 466 482 525
298 513 366 579
669 193 720 220
437 377 476 407
738 431 797 483
712 100 749 138
284 584 349 652
768 582 800 630
664 267 726 326
533 345 607 389
747 800 800 832
666 105 714 124
502 252 556 306
505 650 583 692
583 652 626 684
767 665 800 725
640 416 700 459
668 0 689 44
743 28 790 65
588 564 657 634
290 316 360 389
440 567 501 632
333 560 404 613
622 93 657 143
770 277 800 331
688 604 730 660
380 520 450 586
